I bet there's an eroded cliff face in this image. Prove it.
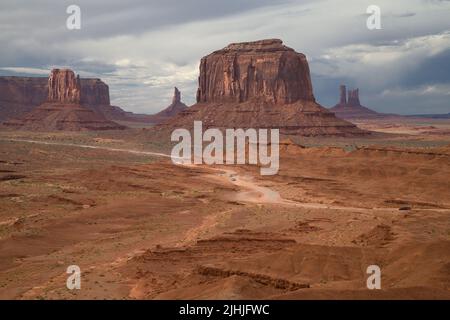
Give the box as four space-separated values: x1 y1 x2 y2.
0 77 48 121
163 39 366 136
81 79 110 106
196 39 315 104
0 77 47 105
48 69 81 103
2 68 125 131
0 74 118 121
347 88 360 107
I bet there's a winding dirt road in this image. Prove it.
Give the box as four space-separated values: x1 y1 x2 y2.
3 138 447 213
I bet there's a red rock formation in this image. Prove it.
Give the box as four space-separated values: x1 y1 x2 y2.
339 85 347 104
147 87 189 124
48 69 81 103
80 78 110 106
196 39 315 104
330 85 380 120
0 77 48 121
158 87 188 117
0 74 149 122
3 69 125 131
162 39 366 136
347 88 360 107
173 86 181 105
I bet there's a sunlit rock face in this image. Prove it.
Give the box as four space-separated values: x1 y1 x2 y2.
47 69 81 104
162 39 367 136
196 39 315 104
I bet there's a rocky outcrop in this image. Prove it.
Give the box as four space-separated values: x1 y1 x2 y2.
48 69 81 103
330 85 380 120
339 85 347 104
173 87 181 105
161 87 188 117
0 77 48 121
147 87 188 123
80 78 110 106
162 39 366 136
0 73 151 122
347 88 360 107
3 69 125 131
196 39 315 104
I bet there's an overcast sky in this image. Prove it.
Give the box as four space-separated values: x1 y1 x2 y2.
1 0 449 114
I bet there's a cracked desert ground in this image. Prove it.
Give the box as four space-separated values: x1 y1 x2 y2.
0 122 449 300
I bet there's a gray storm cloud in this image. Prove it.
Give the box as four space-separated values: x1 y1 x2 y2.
0 0 449 114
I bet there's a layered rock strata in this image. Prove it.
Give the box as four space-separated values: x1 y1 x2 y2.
163 39 366 136
3 69 125 131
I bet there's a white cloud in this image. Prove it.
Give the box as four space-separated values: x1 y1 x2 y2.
115 59 131 67
0 67 49 75
311 30 450 97
382 84 450 97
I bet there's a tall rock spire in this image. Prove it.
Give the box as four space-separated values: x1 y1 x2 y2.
339 85 347 104
172 87 181 104
347 88 360 106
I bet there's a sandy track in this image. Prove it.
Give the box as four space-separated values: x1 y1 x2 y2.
2 138 448 214
1 138 286 205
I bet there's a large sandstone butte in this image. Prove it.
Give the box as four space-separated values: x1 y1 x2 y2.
0 74 149 122
330 85 382 120
163 39 366 136
3 69 125 131
196 39 315 104
147 87 189 123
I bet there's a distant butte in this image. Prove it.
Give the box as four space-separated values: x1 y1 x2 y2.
330 85 383 120
0 73 150 123
162 39 367 136
3 69 125 131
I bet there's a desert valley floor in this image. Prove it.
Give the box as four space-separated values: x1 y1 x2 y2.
0 118 450 299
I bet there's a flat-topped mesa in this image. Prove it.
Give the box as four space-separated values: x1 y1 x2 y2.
220 39 291 52
47 69 81 104
196 39 315 104
3 68 126 131
162 39 368 136
347 88 360 106
80 78 110 106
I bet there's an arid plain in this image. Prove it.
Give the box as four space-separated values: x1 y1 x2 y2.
0 119 449 299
